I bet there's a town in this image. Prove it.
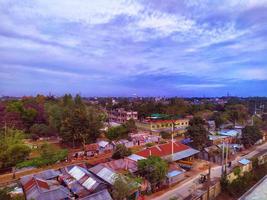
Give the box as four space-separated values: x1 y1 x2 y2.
0 95 267 200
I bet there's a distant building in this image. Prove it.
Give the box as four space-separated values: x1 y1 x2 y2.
136 117 190 134
108 108 138 123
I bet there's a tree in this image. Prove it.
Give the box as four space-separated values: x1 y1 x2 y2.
213 112 226 129
124 119 137 133
242 125 262 148
185 117 209 150
60 106 103 147
137 156 168 191
112 175 139 200
226 104 248 125
29 123 52 138
160 131 171 139
0 129 31 169
112 144 132 159
105 125 128 141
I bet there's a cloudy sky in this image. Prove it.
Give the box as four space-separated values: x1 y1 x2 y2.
1 0 267 97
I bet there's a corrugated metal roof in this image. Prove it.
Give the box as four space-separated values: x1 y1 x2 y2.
219 130 239 137
80 189 113 200
69 166 85 180
167 170 184 178
97 167 116 185
127 154 146 162
171 148 199 161
239 158 251 165
82 177 97 190
98 141 109 148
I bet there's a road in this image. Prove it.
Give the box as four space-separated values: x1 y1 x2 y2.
153 142 267 200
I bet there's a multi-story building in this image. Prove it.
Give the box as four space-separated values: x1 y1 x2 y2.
108 108 138 123
136 116 190 134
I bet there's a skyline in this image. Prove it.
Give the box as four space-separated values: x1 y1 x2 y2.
1 0 267 97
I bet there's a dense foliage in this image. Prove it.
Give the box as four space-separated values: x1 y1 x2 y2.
112 175 139 200
112 144 132 159
0 129 31 170
185 117 209 150
137 156 168 191
17 143 68 168
241 125 262 148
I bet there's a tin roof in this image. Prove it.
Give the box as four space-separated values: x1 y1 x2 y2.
167 170 184 178
89 165 117 185
171 148 199 161
135 142 192 158
218 129 239 137
80 189 113 200
127 154 146 162
239 158 251 165
98 141 109 148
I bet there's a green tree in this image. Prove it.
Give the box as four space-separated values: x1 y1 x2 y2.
213 112 226 129
105 125 128 141
60 106 103 147
226 104 248 125
112 175 139 200
185 117 209 150
124 118 137 133
112 144 132 159
242 125 262 148
0 129 31 169
29 123 51 138
137 156 168 191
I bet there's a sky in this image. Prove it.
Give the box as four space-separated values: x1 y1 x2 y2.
0 0 267 97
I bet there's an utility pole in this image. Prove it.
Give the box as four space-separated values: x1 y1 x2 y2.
221 142 225 174
171 121 174 161
207 163 211 200
225 142 228 174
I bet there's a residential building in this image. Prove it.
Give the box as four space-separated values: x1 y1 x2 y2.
134 141 199 165
20 169 71 200
108 108 138 123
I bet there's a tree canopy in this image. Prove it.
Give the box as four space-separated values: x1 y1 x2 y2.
137 156 168 191
242 125 262 148
185 116 209 150
112 144 132 159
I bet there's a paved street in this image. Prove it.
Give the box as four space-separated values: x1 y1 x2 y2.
152 142 267 200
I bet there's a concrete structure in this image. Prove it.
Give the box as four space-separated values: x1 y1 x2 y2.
239 175 267 200
108 108 138 123
136 118 190 134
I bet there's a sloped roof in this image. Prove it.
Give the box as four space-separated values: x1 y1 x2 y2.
89 165 117 185
239 158 251 165
218 129 239 137
98 141 109 148
135 142 190 158
21 177 70 200
103 158 139 173
80 189 113 200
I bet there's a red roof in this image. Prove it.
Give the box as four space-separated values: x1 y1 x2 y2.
136 142 189 158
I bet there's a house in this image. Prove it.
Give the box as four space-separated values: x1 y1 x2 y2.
59 165 108 198
84 143 99 156
108 108 138 123
238 158 252 173
89 165 117 185
80 189 113 200
113 139 134 148
130 133 160 146
97 140 113 152
218 129 240 137
165 164 186 186
208 135 233 145
134 142 199 165
102 158 139 173
136 118 190 134
20 170 71 200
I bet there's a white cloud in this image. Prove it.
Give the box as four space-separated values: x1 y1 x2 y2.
233 68 267 80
